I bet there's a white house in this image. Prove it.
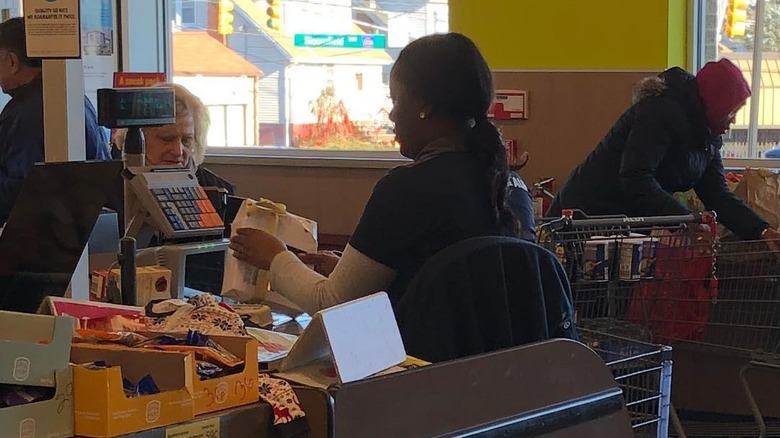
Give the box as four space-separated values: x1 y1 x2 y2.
172 31 262 147
170 0 448 148
226 0 393 147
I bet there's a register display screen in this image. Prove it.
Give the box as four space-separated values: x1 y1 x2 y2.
184 252 225 295
97 87 176 128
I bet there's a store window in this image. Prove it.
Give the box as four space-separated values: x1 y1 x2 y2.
207 104 249 147
169 0 449 154
176 0 198 29
698 0 780 159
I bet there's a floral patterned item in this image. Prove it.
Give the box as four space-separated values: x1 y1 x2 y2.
145 294 247 336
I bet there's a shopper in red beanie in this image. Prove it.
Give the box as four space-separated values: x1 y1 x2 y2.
696 58 751 135
549 63 779 244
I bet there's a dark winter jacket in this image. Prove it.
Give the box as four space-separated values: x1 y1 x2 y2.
548 67 768 240
395 236 577 363
0 75 111 223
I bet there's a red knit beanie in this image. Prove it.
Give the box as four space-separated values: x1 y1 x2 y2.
696 59 751 130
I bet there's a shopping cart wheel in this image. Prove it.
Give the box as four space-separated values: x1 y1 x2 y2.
739 360 780 438
670 403 686 438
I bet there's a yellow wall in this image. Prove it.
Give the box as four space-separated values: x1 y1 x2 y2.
450 0 689 70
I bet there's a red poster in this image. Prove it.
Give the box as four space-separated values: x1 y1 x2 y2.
113 72 166 88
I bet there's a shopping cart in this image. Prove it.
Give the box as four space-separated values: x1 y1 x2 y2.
540 210 780 437
538 210 718 438
578 324 673 437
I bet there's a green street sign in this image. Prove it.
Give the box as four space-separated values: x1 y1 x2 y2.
294 33 387 49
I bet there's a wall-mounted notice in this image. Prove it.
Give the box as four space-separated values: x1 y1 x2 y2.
23 0 81 58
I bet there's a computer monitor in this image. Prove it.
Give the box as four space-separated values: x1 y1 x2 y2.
136 239 229 299
88 209 120 271
0 160 124 312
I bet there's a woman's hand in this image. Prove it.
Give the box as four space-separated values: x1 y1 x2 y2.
229 228 287 270
298 251 341 277
761 228 780 252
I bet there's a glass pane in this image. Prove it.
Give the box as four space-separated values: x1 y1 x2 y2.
705 0 757 158
181 1 195 25
208 106 226 147
758 0 780 158
226 105 246 146
170 0 449 152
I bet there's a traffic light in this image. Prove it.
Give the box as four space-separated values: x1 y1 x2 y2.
266 0 281 30
725 0 748 38
217 0 234 35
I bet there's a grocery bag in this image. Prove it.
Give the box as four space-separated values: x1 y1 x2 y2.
222 198 317 303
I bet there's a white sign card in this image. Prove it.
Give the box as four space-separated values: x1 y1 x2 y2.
275 292 407 388
23 0 81 58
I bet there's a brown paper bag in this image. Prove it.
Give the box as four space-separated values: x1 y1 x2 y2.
732 168 780 231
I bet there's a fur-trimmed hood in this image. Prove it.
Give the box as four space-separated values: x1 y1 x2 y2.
631 76 666 104
631 67 713 142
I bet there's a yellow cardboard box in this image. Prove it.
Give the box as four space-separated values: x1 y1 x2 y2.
188 335 259 415
90 266 172 305
135 332 259 415
71 345 194 437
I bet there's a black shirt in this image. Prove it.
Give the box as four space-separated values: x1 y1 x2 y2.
350 150 504 305
507 171 536 242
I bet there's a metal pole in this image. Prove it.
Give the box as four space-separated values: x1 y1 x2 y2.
748 0 766 158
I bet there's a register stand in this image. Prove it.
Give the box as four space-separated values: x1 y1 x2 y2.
97 87 230 302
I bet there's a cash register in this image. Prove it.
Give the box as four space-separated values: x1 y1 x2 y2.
98 87 230 300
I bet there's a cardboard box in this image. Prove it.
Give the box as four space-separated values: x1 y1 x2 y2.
0 311 73 386
582 238 611 281
0 368 74 438
619 237 659 281
75 333 259 417
38 296 145 331
184 334 259 415
90 266 172 305
71 345 195 437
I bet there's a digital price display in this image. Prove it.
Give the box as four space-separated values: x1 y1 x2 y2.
97 87 176 128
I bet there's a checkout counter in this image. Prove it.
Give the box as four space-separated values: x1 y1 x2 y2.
0 87 635 437
95 334 634 438
79 191 637 436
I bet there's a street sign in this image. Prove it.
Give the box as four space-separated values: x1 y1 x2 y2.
294 33 387 49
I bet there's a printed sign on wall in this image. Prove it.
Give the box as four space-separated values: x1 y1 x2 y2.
23 0 81 58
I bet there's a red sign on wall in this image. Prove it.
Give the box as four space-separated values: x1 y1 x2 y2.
113 72 166 88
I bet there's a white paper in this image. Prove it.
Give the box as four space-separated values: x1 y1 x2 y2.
246 327 298 363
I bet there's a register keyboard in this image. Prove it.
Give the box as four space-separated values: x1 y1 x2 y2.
128 166 225 239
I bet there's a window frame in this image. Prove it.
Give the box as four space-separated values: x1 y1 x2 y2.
696 0 780 168
158 0 413 164
176 0 197 28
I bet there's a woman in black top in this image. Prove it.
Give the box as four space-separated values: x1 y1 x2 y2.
229 33 518 314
